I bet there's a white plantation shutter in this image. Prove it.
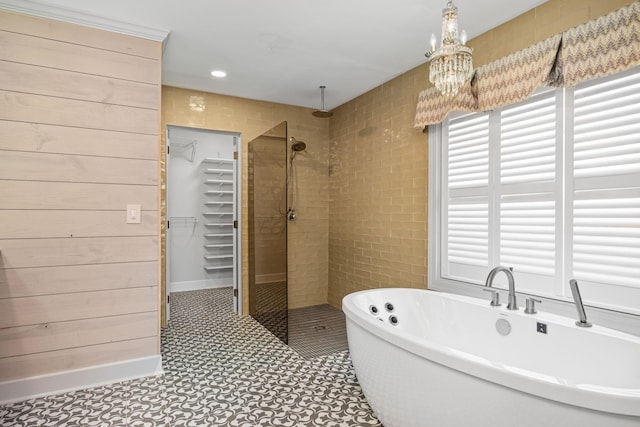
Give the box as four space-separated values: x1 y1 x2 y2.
500 199 556 277
570 67 640 312
500 94 557 185
447 114 489 189
447 202 488 267
444 114 489 282
438 65 640 314
499 91 559 294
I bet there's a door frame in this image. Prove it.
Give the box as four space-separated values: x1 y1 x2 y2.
163 125 243 325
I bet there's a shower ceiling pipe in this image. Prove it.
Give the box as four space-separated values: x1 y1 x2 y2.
312 86 333 118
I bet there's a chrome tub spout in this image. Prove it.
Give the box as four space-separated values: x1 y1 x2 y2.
485 266 517 310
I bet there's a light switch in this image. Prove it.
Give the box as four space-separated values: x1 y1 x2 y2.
126 204 141 224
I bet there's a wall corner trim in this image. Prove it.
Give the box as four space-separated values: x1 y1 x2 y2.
0 355 164 404
0 0 170 42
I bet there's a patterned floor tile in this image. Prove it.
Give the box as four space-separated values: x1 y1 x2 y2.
0 288 380 426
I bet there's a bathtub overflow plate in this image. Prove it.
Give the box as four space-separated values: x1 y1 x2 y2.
495 318 511 336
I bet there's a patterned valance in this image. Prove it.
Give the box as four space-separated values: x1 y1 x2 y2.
413 84 477 128
474 35 561 111
414 1 640 129
561 1 640 87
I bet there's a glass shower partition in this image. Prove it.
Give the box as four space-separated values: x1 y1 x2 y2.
248 122 288 343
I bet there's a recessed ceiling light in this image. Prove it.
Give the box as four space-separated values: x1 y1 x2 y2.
211 70 227 78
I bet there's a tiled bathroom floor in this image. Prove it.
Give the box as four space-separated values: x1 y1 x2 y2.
0 288 382 426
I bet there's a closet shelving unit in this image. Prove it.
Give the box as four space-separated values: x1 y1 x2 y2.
202 158 235 273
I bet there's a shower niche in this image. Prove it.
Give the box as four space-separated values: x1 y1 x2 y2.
248 121 289 343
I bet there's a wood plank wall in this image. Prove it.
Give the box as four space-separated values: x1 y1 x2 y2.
0 10 161 382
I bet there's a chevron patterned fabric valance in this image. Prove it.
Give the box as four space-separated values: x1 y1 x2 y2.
560 1 640 87
414 1 640 129
474 35 562 111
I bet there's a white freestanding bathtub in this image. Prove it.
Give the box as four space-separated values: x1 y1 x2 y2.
342 288 640 427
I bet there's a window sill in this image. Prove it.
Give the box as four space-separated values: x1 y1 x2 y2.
429 278 640 338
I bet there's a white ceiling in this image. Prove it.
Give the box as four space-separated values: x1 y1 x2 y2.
5 0 548 110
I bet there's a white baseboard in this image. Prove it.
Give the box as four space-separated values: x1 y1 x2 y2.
170 279 231 293
256 273 286 284
0 355 163 404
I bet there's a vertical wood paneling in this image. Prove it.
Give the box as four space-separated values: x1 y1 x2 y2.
0 9 162 382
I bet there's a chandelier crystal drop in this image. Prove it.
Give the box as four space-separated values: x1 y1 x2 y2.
425 1 473 97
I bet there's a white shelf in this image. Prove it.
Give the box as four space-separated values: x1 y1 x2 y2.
204 265 233 272
202 157 235 275
203 254 234 260
204 233 233 239
204 168 233 174
203 158 233 164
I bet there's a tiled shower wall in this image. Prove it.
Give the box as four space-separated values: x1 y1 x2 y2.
161 88 330 313
327 70 429 308
326 0 634 308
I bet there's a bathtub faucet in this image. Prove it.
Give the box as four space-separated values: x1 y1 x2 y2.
485 266 518 310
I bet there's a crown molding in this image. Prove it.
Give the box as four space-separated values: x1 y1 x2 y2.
0 0 170 42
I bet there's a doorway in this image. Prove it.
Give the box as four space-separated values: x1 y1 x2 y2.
166 125 241 318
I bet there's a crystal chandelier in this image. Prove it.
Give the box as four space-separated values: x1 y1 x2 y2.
425 1 473 97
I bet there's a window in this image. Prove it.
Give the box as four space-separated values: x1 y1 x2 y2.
429 66 640 317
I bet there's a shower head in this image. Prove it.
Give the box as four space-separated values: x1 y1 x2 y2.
290 137 307 152
312 85 333 118
292 142 306 151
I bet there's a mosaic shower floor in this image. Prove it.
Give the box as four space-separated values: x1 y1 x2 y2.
288 305 349 360
0 288 382 426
